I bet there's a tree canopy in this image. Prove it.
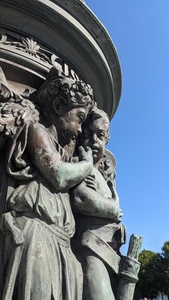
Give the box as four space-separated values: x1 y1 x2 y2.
134 241 169 300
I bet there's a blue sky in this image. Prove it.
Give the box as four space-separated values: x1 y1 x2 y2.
85 0 169 254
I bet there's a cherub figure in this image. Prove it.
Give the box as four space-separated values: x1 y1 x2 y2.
0 69 94 300
72 108 125 300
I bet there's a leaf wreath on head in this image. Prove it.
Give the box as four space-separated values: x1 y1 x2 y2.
0 81 39 149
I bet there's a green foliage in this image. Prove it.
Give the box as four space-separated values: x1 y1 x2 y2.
161 241 169 259
134 241 169 300
161 241 169 297
135 250 160 299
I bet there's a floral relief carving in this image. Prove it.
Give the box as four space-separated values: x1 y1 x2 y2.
0 29 76 77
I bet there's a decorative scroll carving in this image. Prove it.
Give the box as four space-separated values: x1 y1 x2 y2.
0 28 80 80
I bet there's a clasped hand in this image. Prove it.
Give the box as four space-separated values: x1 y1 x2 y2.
78 146 93 165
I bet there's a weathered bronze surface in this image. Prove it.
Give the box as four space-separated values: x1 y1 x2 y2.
0 1 142 299
0 70 142 299
0 67 95 299
72 109 142 300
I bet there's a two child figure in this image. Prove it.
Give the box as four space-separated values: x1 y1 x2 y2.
1 73 95 300
1 69 123 300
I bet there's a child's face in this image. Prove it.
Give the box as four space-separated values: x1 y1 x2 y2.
82 117 109 164
58 107 88 145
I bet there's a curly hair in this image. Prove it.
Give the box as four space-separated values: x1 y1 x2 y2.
36 71 94 117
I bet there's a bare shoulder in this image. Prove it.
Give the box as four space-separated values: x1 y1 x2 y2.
28 123 53 146
28 123 48 141
27 123 56 156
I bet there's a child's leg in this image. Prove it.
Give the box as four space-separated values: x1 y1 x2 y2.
82 251 115 300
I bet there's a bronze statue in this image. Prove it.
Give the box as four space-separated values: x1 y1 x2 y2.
72 108 125 300
71 108 143 300
0 68 94 300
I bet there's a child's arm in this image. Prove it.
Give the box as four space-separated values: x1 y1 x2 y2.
72 180 122 222
27 123 93 191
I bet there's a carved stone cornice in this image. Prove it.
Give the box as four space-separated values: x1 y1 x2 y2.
0 0 122 118
0 29 79 82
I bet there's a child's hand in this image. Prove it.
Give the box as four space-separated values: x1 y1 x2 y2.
78 146 93 165
84 175 96 191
